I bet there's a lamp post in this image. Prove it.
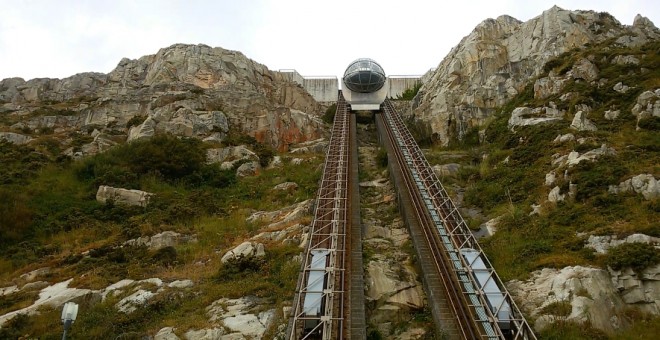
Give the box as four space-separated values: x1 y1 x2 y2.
61 302 79 340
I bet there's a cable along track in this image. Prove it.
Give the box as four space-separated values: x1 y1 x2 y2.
380 99 536 340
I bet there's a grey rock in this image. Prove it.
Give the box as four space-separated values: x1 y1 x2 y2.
236 161 260 178
155 327 180 340
220 242 266 264
184 328 226 340
0 132 33 145
96 185 153 207
20 267 51 282
604 110 620 120
570 111 598 131
167 280 194 289
609 174 659 200
613 82 630 93
433 163 461 177
508 107 563 129
411 6 659 145
548 186 565 203
116 289 155 314
553 133 575 143
571 58 599 82
207 145 258 165
273 181 298 191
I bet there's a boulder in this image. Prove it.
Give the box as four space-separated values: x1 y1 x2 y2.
609 174 659 200
206 297 274 338
20 267 51 282
508 266 627 334
586 233 660 254
206 145 258 165
289 138 328 154
571 58 599 82
548 186 565 203
116 289 156 314
236 161 260 177
604 110 620 120
0 132 33 145
545 171 556 186
433 163 461 177
553 133 575 143
96 185 153 207
508 107 563 129
272 181 298 191
221 242 266 264
360 178 389 188
552 144 616 168
613 82 630 94
570 111 597 131
183 328 227 340
123 231 197 250
155 327 180 340
631 89 660 127
246 199 314 229
366 255 424 309
0 279 97 327
612 55 640 65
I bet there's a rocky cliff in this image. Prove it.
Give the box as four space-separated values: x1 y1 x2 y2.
0 44 323 152
412 6 660 145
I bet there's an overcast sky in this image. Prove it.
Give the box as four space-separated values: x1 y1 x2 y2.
1 0 658 81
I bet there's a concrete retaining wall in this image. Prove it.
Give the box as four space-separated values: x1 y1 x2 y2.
303 78 338 103
387 77 422 99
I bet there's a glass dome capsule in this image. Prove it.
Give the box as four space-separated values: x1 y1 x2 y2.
343 58 386 93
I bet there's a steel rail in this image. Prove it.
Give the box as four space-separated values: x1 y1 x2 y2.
381 99 536 339
288 92 352 340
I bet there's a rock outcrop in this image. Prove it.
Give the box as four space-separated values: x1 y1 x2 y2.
0 44 324 152
220 241 266 264
96 185 153 207
609 174 659 200
123 231 197 250
509 264 660 334
412 6 660 145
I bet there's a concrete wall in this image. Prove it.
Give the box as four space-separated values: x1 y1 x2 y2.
280 68 424 105
303 77 338 103
279 69 304 86
387 77 422 98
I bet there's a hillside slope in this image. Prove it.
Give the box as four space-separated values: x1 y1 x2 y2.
421 28 659 339
412 6 659 146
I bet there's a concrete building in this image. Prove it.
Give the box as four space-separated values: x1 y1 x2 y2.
280 64 425 109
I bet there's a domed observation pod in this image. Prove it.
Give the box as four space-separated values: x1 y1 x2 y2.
343 58 386 93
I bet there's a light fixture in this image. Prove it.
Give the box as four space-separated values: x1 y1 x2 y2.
61 302 79 340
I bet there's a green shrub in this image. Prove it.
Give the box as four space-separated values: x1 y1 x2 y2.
638 116 660 130
322 103 337 124
76 133 208 188
376 148 388 168
151 246 177 265
570 155 628 201
395 82 422 101
126 115 147 129
540 300 572 317
216 255 266 282
605 242 660 272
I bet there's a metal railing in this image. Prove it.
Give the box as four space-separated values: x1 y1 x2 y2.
288 92 351 340
381 99 536 339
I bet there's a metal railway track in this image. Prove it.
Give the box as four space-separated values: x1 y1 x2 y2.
380 99 536 339
288 92 357 340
